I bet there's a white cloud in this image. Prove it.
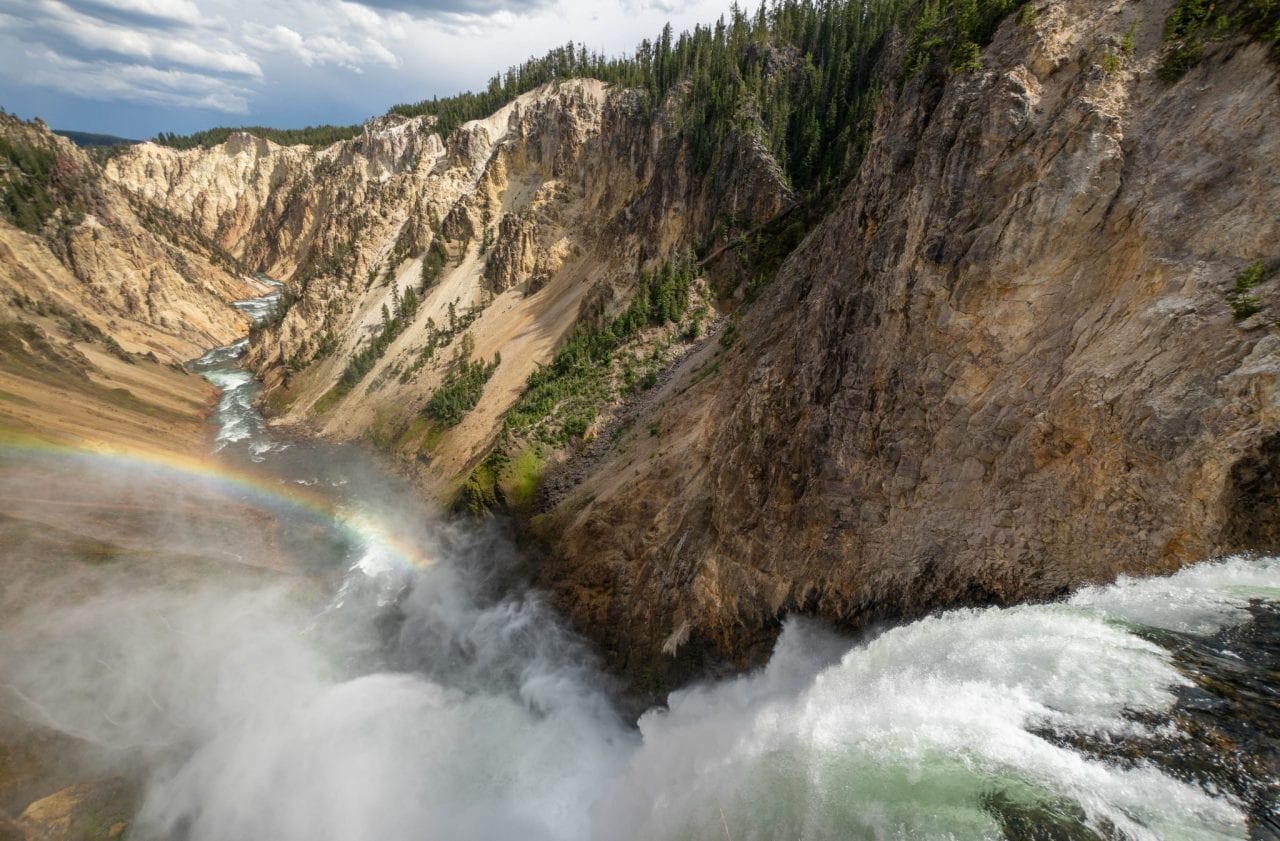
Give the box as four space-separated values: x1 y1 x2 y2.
22 46 252 112
2 0 261 77
242 21 399 71
65 0 206 26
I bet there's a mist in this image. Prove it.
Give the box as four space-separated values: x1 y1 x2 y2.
0 443 1274 840
0 446 634 841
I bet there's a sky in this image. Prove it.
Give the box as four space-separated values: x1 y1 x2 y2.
0 0 732 139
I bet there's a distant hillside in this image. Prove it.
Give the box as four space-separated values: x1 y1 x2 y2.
152 124 361 150
54 129 139 148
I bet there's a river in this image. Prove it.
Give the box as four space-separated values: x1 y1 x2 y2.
2 285 1278 840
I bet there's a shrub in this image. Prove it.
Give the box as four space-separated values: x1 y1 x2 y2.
1121 17 1140 54
1228 259 1269 320
422 354 500 427
1158 0 1278 81
421 239 447 291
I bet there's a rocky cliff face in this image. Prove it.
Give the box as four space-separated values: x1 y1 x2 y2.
536 0 1280 683
83 0 1280 689
0 116 260 452
105 115 437 287
0 116 254 363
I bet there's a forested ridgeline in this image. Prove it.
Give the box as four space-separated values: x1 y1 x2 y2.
0 113 93 234
150 0 1029 201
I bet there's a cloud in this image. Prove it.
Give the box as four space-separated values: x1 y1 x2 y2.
339 0 553 17
1 0 261 77
622 0 680 12
61 0 207 28
0 0 735 135
24 47 252 112
242 22 399 72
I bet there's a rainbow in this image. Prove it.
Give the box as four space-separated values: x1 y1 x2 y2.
0 430 432 572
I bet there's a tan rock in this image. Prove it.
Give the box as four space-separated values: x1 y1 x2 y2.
102 79 789 499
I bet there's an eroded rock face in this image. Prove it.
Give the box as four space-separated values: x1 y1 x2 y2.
86 0 1280 692
106 116 439 285
102 79 791 494
540 0 1280 683
0 115 254 362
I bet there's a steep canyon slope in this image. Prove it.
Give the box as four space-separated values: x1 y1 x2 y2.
536 0 1280 681
106 80 790 489
0 115 259 451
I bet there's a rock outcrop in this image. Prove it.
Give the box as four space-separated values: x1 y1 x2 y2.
0 115 260 452
536 0 1280 682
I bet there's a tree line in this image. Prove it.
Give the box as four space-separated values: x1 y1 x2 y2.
150 0 1030 201
152 124 362 150
387 0 1030 200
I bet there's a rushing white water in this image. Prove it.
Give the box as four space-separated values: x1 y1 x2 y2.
5 550 1274 841
2 283 1277 841
595 588 1255 841
229 275 283 323
192 278 283 456
1069 558 1280 634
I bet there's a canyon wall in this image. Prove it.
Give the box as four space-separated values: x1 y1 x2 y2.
535 0 1280 682
105 80 790 491
0 116 260 451
0 116 254 362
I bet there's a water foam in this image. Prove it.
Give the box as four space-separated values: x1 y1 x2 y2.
6 537 1275 840
594 606 1246 841
1070 554 1280 634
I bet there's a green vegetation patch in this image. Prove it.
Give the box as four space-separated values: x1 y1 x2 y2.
0 125 89 234
421 239 448 290
906 0 1031 78
1228 259 1273 321
505 447 545 509
455 443 547 516
1160 0 1280 81
455 258 704 515
502 257 697 448
421 353 501 427
153 124 362 150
